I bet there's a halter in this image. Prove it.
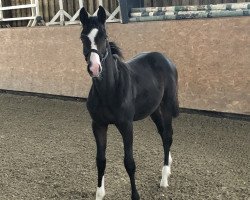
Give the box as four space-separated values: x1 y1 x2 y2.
85 48 109 64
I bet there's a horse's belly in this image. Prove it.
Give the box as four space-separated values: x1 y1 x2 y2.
134 92 163 121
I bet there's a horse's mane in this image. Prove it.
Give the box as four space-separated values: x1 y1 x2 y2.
109 41 124 59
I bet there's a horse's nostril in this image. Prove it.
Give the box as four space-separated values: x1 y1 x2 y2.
88 63 101 78
87 64 92 75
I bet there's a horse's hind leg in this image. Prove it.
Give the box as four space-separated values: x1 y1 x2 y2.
92 121 108 200
150 106 173 188
160 104 174 187
150 107 164 137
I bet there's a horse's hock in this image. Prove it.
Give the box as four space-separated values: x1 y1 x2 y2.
0 17 249 115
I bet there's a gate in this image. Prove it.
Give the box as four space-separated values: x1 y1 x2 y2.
0 0 39 27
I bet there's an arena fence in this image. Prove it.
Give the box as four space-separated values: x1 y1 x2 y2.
130 2 250 22
1 0 250 27
0 0 39 27
0 0 120 27
46 0 120 26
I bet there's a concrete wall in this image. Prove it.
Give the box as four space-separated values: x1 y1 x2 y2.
0 17 249 114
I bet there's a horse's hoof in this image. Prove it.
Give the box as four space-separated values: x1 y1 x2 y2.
95 186 105 200
160 178 169 188
160 165 170 188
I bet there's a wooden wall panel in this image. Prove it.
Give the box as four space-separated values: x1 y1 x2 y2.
0 17 249 114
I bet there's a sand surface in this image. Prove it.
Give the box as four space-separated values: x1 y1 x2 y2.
0 94 249 200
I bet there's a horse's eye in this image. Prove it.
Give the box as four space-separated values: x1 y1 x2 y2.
84 49 87 54
81 34 88 41
84 49 89 57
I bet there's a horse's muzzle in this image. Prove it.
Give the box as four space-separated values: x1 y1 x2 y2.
88 63 102 78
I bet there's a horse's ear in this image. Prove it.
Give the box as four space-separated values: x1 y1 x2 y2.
79 7 89 26
97 6 106 24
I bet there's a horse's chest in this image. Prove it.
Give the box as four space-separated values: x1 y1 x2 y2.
87 100 116 123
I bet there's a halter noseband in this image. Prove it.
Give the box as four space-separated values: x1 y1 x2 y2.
85 48 109 64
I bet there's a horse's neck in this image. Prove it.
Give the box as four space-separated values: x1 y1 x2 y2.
92 53 119 101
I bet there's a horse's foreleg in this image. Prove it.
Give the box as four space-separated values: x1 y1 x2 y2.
92 121 108 200
116 122 140 200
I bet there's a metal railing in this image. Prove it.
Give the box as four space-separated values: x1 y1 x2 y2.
94 0 120 23
0 0 39 27
129 2 250 22
47 0 121 26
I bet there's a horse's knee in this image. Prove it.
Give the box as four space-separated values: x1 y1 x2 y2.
124 156 136 175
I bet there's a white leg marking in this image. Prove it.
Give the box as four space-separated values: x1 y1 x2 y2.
96 176 105 200
169 152 172 174
160 152 172 188
169 152 172 166
160 165 171 188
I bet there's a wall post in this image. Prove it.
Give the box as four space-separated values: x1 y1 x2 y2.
119 0 144 23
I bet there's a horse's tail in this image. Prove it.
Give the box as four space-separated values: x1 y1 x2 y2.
171 78 179 118
165 61 179 118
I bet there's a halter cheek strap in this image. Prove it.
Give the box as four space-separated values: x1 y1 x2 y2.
85 48 109 63
88 49 99 56
100 49 109 63
85 49 99 61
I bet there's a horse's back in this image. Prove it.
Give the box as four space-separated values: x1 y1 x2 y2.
127 52 177 78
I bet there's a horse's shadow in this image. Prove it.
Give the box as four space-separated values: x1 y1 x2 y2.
139 176 172 200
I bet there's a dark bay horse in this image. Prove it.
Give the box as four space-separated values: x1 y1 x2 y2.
79 6 179 200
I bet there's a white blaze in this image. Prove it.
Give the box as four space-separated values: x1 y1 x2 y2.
88 28 101 64
96 176 105 200
87 28 101 77
88 28 98 50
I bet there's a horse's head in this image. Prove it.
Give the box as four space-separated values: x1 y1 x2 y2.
79 6 108 78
